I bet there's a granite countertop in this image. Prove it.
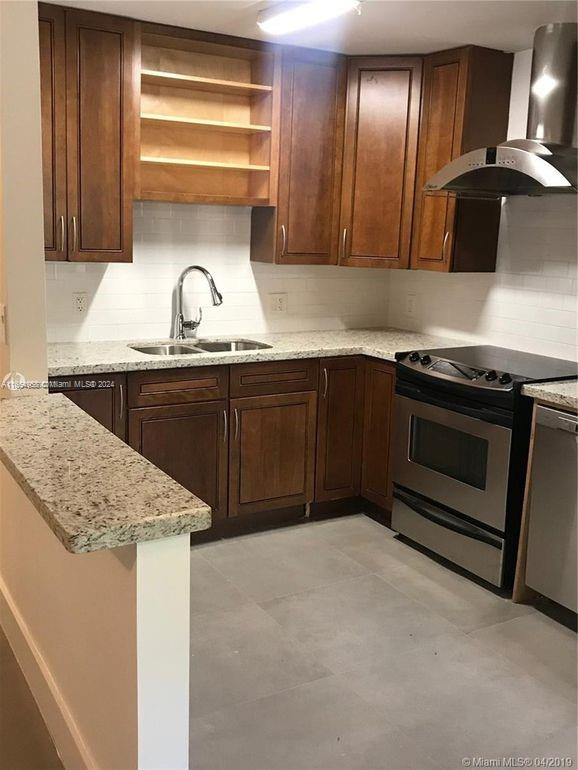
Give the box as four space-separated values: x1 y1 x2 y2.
47 328 465 376
0 394 211 554
522 380 578 412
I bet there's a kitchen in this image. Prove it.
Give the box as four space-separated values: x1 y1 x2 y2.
0 1 576 769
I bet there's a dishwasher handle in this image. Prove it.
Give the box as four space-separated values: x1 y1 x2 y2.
536 405 578 434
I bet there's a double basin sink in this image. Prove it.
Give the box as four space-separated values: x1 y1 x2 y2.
130 340 272 356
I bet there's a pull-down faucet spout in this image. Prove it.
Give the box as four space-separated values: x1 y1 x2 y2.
173 265 223 340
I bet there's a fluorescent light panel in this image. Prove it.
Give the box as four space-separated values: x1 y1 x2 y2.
257 0 360 36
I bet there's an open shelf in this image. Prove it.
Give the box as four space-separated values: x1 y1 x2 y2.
138 27 278 205
141 69 272 96
140 156 270 171
140 113 271 135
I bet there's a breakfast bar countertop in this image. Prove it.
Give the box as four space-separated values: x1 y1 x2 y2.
0 394 212 553
47 328 465 377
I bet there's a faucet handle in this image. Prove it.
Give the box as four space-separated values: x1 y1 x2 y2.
182 308 202 333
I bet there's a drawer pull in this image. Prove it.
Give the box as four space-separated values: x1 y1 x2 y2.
223 409 228 443
234 408 239 441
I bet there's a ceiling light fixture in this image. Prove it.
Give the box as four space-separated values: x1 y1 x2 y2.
257 0 361 36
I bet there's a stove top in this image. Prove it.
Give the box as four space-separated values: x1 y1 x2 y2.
396 344 578 393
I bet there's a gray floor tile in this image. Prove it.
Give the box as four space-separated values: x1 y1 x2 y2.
335 632 522 730
304 514 395 550
189 551 250 616
507 723 578 768
400 668 576 766
200 528 369 603
261 573 457 673
374 545 535 633
470 612 578 704
190 676 444 770
189 603 330 718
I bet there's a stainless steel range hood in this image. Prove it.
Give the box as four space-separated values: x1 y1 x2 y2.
425 23 577 197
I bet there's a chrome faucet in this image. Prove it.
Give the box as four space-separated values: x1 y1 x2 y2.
173 265 223 340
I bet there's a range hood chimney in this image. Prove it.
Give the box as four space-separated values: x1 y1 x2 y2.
425 23 578 197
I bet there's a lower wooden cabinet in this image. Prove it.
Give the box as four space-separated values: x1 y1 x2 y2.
229 392 317 517
361 359 396 509
128 400 228 521
48 373 127 440
315 357 365 502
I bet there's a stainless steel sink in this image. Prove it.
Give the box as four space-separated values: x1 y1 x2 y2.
129 344 202 356
193 339 272 352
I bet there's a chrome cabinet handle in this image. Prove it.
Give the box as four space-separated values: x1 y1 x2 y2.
72 216 78 253
341 227 348 261
58 215 65 253
234 408 239 441
322 367 328 399
280 224 287 256
223 409 228 443
442 231 450 261
118 382 124 421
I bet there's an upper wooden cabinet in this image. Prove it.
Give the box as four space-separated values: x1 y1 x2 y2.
39 5 67 261
411 46 513 272
250 48 346 264
137 24 281 206
339 57 422 270
39 5 137 262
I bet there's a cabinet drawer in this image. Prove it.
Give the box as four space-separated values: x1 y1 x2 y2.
230 359 319 397
128 366 228 407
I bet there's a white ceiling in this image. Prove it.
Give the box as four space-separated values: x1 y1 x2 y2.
42 0 577 54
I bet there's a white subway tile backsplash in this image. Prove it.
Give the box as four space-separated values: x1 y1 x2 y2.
387 196 577 361
44 193 577 361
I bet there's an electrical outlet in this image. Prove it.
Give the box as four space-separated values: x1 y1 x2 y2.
72 292 88 314
405 293 418 318
269 293 288 314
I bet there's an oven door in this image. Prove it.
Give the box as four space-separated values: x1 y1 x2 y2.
393 392 512 532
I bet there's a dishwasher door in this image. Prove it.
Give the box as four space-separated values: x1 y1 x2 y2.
526 405 577 612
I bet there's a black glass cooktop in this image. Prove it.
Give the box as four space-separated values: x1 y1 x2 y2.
425 345 577 383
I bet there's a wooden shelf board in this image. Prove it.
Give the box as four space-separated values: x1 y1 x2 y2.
140 113 271 134
140 156 270 172
137 190 272 206
141 69 272 95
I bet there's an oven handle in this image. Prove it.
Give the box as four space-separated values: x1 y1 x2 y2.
393 489 503 549
396 381 512 427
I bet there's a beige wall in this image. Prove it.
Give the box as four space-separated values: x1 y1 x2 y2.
0 466 138 770
0 0 47 388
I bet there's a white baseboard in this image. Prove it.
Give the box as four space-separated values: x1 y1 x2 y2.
0 577 97 770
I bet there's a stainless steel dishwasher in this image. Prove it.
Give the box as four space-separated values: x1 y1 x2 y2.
525 405 577 612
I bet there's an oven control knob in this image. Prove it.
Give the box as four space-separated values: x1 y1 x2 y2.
485 370 498 382
409 351 420 362
420 355 432 366
499 372 512 385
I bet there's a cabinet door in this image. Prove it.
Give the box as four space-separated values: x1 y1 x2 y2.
339 57 422 269
49 373 127 440
229 392 317 517
411 49 467 271
277 48 346 264
129 401 228 521
361 360 395 509
65 10 136 262
411 47 512 272
316 358 365 502
39 4 67 261
250 49 346 265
